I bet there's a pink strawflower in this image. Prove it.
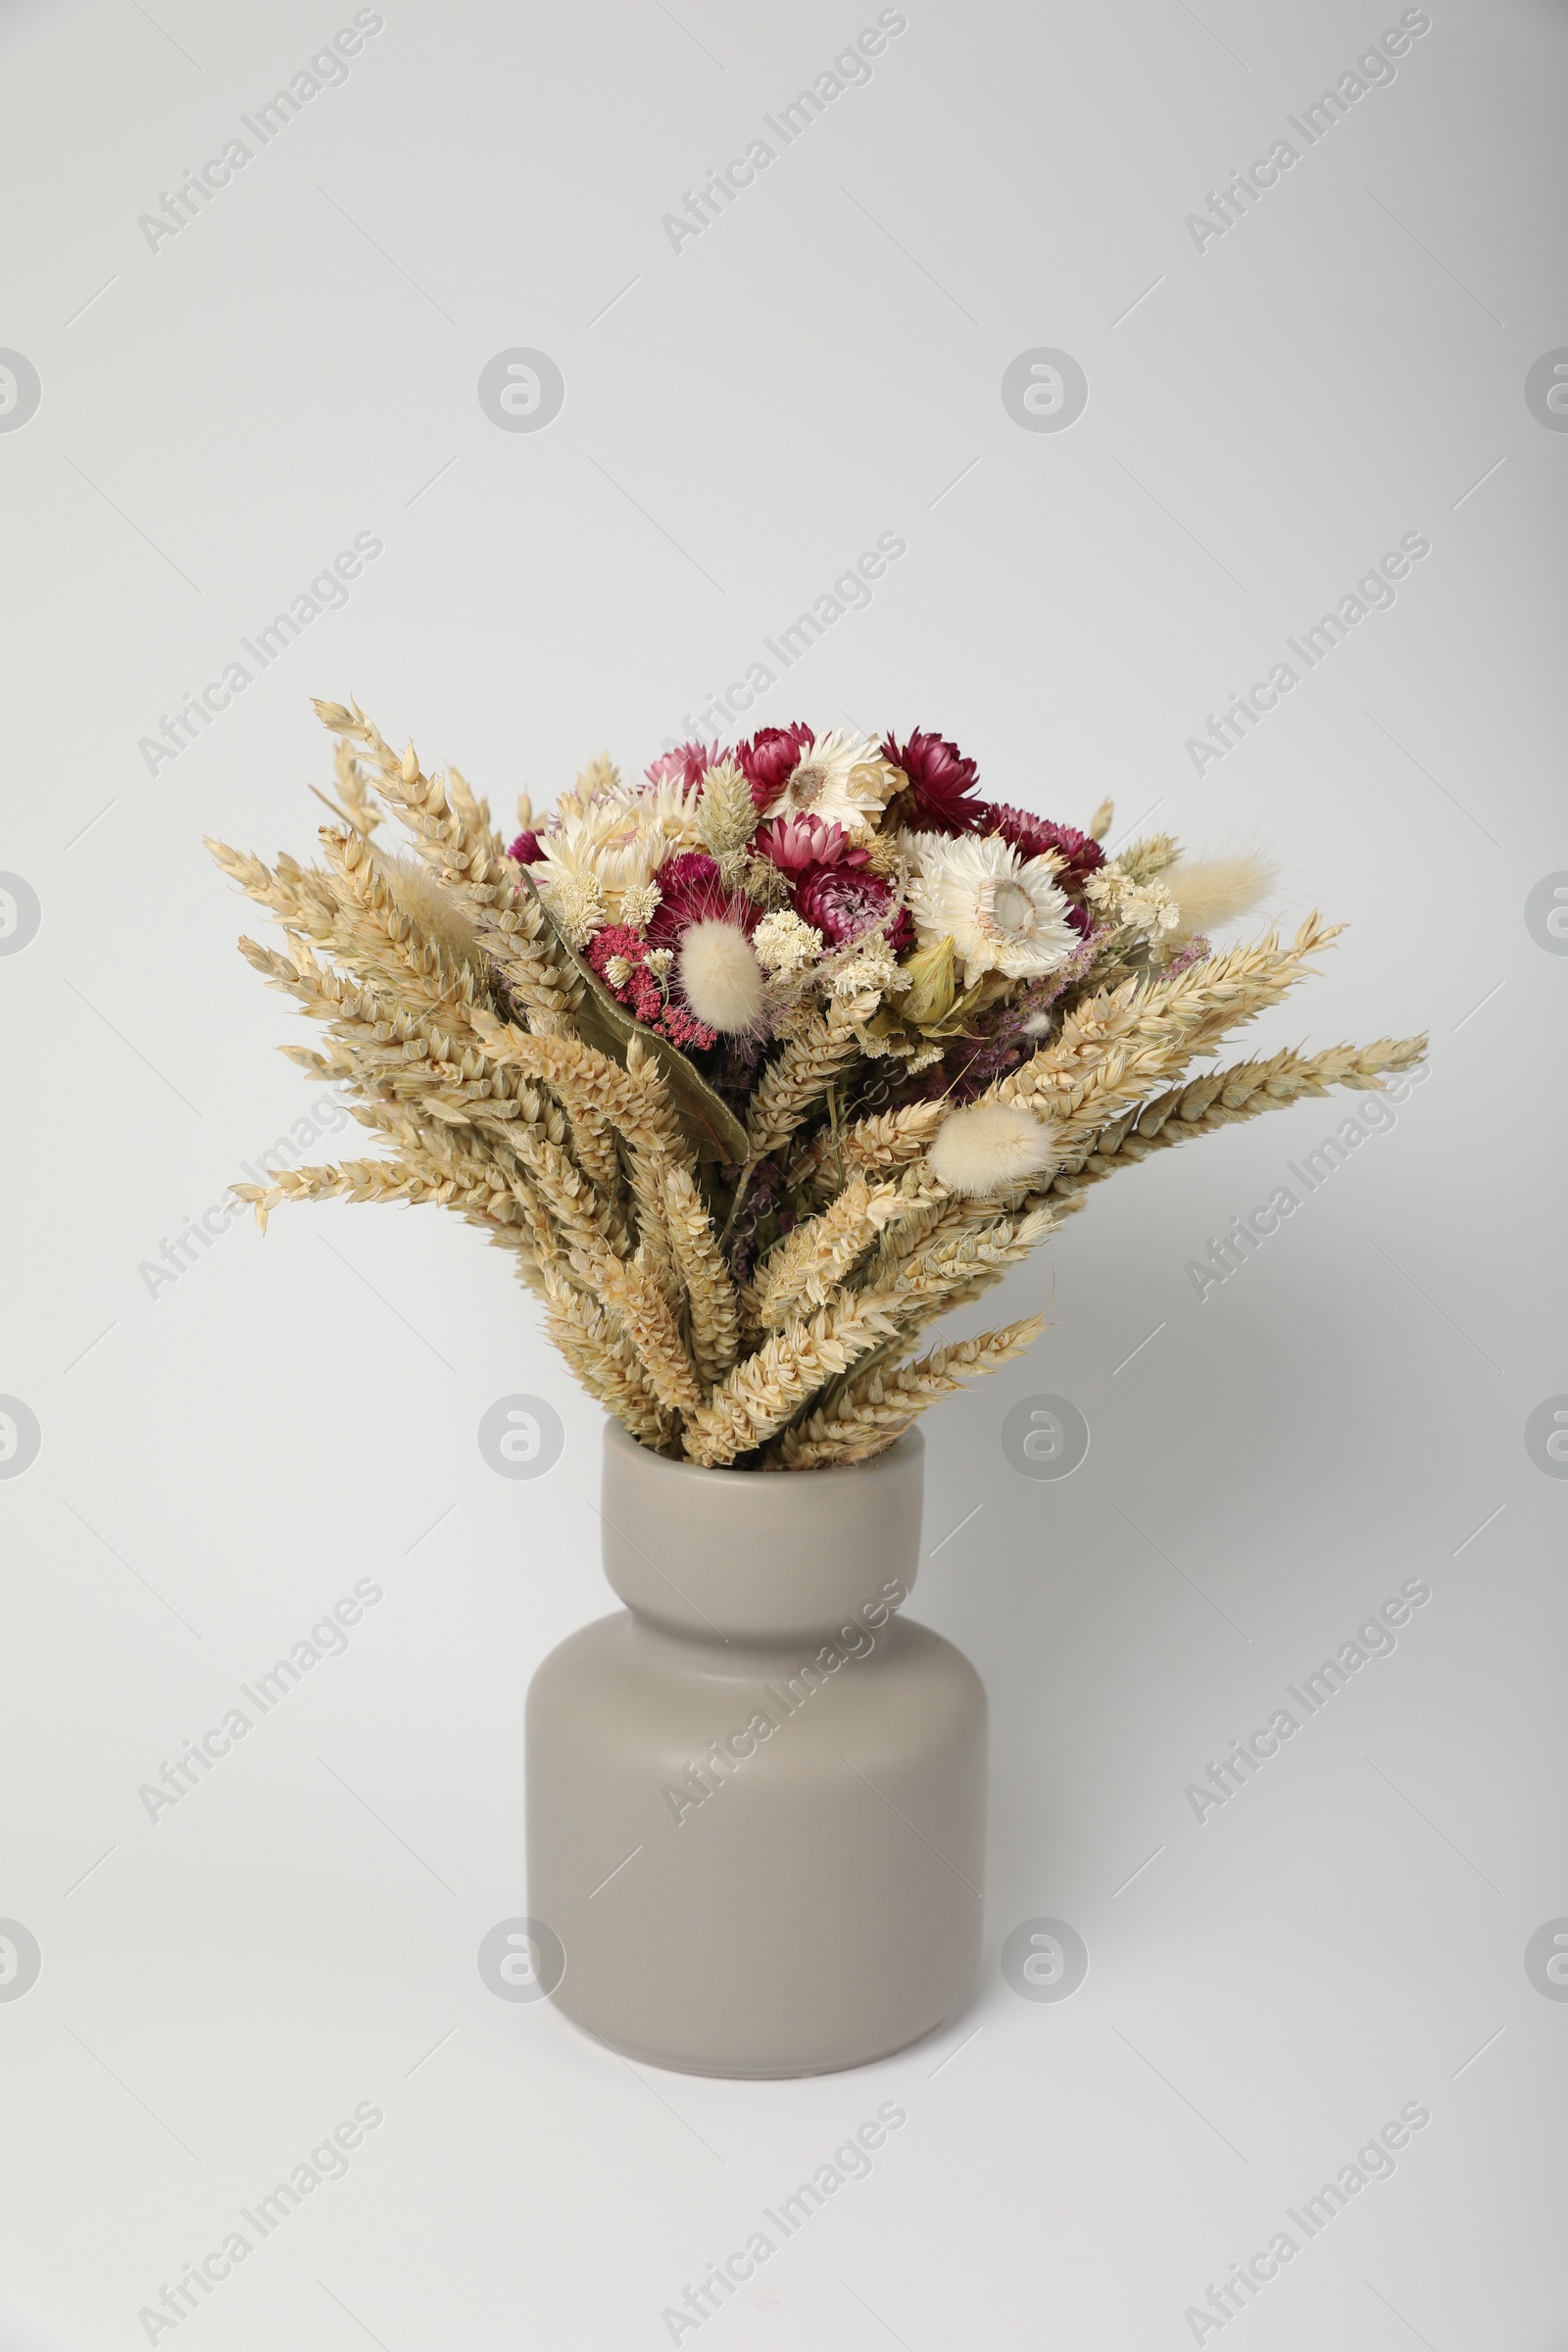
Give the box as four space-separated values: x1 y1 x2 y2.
881 729 982 835
754 813 861 875
979 803 1104 883
508 828 543 865
644 742 723 793
737 722 815 813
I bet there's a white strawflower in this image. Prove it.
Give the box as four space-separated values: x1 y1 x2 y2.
619 880 662 932
535 797 670 927
676 920 765 1035
906 833 1079 985
752 908 823 976
757 730 889 837
929 1103 1059 1198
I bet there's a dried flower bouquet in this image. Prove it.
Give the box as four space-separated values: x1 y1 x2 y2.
210 705 1423 1470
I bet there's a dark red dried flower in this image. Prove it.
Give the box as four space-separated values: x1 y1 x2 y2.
508 829 543 865
881 729 982 834
793 862 910 951
646 852 759 949
737 722 815 812
978 803 1104 883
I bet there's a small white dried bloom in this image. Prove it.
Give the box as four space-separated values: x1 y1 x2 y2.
1126 880 1179 936
753 908 823 976
619 880 662 931
541 871 605 950
603 955 634 987
1084 864 1176 937
829 940 896 1008
645 947 674 983
929 1103 1060 1198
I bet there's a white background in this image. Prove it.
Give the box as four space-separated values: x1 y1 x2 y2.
1 0 1565 2345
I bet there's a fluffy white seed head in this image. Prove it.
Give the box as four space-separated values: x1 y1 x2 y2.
677 919 765 1034
929 1102 1059 1198
1164 855 1274 939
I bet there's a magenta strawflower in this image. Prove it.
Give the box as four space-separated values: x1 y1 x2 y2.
508 828 543 866
979 803 1104 883
882 729 982 834
646 852 760 948
793 862 910 950
737 722 815 813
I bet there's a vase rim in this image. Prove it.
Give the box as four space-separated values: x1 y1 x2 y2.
603 1418 924 1484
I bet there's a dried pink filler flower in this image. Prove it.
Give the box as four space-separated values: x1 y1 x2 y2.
737 722 815 812
1163 934 1211 976
882 729 982 834
508 828 543 865
979 803 1104 883
587 924 716 1049
644 742 723 792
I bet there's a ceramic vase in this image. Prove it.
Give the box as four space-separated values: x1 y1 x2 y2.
525 1422 986 2078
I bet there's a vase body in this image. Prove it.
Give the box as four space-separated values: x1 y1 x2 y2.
525 1423 985 2078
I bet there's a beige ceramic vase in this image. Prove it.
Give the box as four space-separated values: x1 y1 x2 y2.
525 1422 986 2078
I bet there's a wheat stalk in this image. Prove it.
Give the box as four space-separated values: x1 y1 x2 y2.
772 1315 1046 1469
743 1012 862 1163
